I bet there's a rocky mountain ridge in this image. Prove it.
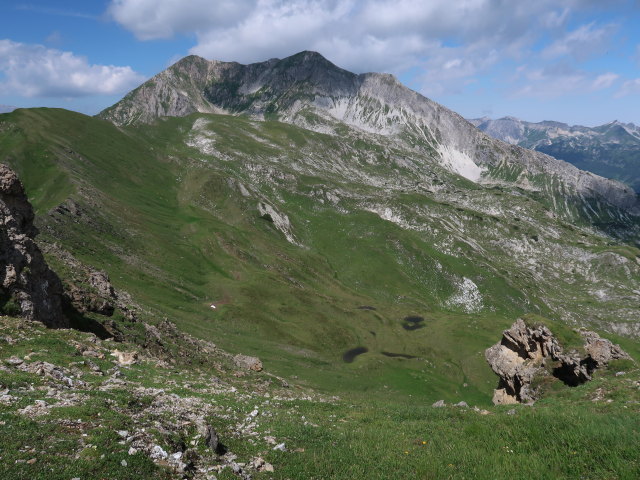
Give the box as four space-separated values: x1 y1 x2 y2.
98 51 639 215
471 116 640 192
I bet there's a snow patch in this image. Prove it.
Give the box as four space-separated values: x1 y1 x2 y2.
437 144 485 182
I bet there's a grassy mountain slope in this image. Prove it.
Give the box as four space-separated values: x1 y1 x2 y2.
1 106 639 403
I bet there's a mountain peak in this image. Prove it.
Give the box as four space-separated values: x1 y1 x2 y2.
287 50 330 63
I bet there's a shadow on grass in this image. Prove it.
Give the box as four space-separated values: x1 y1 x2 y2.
63 297 119 340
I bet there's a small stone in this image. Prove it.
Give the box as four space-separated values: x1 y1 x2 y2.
120 459 127 467
117 430 128 438
615 371 626 377
5 356 23 366
128 447 137 455
454 401 468 408
506 409 517 415
250 457 265 470
27 458 37 464
432 400 446 408
273 442 286 451
150 445 168 460
281 379 289 388
110 350 137 366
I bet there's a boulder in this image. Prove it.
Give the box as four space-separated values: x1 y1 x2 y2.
233 354 263 372
485 319 631 404
581 330 630 366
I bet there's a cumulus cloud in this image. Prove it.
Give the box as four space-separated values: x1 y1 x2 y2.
0 39 145 98
106 0 625 97
108 0 576 64
541 22 617 61
616 78 640 97
108 0 256 40
511 63 619 98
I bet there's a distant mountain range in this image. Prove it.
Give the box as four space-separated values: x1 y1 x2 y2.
470 116 640 192
0 105 16 114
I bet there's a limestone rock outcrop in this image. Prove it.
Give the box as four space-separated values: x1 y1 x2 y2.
0 164 66 327
485 319 631 405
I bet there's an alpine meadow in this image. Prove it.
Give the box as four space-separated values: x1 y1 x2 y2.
1 48 639 480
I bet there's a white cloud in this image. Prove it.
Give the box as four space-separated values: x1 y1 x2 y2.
541 22 617 61
106 0 625 98
511 64 619 99
107 0 576 66
0 39 145 98
592 72 619 90
108 0 256 40
616 78 640 97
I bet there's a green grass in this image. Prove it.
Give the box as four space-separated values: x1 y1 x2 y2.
1 108 638 399
1 107 640 477
1 316 638 479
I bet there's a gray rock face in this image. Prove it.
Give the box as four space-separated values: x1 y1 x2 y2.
98 51 639 213
485 319 631 404
201 424 219 453
0 164 66 327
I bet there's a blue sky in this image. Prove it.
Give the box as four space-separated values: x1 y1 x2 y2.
0 0 638 126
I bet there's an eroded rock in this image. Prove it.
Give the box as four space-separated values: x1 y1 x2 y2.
485 319 631 404
0 164 65 327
